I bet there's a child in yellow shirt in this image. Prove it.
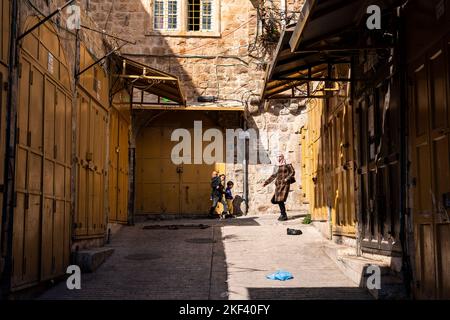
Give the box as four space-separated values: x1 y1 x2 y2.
225 181 235 218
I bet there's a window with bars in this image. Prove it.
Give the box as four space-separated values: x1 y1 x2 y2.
188 0 213 31
188 0 201 31
152 0 216 33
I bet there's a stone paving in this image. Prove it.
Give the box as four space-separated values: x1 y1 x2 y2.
38 214 372 300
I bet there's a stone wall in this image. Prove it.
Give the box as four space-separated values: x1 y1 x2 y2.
87 0 265 104
85 0 308 214
87 0 304 104
248 101 307 213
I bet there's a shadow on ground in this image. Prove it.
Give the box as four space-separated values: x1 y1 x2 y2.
247 287 372 300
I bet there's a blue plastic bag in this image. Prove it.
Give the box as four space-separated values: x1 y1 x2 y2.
266 270 294 281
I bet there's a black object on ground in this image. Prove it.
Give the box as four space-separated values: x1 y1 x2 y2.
287 228 303 235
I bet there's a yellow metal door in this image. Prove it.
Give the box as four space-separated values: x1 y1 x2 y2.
76 97 107 237
42 82 71 279
0 65 6 260
311 99 328 221
41 77 56 281
12 59 44 288
410 42 450 299
74 45 109 238
160 127 181 214
328 102 356 237
11 18 72 290
109 108 119 222
117 116 129 222
108 105 129 224
0 0 11 256
92 102 106 235
136 121 220 215
75 96 89 236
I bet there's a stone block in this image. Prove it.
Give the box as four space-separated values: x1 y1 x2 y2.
74 247 115 273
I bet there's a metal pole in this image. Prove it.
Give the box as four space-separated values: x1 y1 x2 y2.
80 25 136 45
76 45 126 78
243 116 249 215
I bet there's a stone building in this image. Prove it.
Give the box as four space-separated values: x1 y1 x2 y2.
87 0 308 216
0 0 308 296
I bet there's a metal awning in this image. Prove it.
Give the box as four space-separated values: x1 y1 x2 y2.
262 25 333 99
114 56 186 105
262 0 399 99
289 0 371 53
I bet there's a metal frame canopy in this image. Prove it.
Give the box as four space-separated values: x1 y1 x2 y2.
114 56 186 106
262 0 399 100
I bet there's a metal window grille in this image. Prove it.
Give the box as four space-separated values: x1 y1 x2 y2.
188 0 201 31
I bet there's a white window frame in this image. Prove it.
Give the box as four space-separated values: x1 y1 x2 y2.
152 0 180 31
153 0 165 30
200 0 214 32
147 0 221 37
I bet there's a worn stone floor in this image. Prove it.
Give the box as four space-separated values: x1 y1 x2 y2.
38 214 372 300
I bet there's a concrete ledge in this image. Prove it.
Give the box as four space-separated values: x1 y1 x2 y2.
74 247 114 273
311 221 331 240
322 244 408 300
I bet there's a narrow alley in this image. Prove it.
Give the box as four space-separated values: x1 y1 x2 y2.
39 216 371 300
1 0 449 307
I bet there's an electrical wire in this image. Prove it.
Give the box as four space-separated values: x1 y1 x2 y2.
104 0 115 30
171 16 256 55
24 0 77 41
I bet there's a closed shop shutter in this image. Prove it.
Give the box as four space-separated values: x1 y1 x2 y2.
108 100 130 224
410 39 450 299
136 113 221 215
74 45 109 238
0 0 11 260
12 17 71 290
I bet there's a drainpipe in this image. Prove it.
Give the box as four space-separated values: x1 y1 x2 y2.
1 0 19 298
243 114 249 215
328 205 332 241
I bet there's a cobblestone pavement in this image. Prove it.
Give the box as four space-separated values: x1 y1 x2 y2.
38 214 372 300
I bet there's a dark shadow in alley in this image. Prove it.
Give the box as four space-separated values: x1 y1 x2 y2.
247 287 372 300
38 222 229 300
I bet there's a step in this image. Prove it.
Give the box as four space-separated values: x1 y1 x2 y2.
322 244 408 299
74 247 115 273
